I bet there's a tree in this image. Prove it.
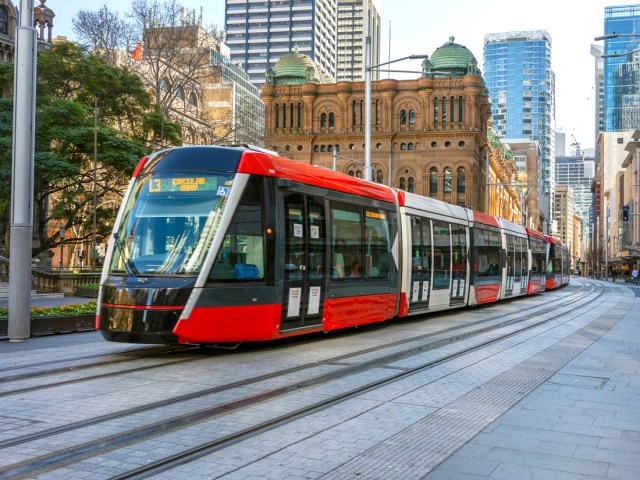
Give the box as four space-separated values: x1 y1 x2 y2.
0 42 181 261
72 5 132 67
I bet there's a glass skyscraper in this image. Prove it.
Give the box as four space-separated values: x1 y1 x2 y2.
484 30 556 229
225 0 337 87
603 4 640 132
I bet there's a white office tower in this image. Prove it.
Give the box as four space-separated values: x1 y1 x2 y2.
225 0 338 87
336 0 381 81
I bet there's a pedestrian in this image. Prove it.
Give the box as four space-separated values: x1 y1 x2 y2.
632 267 639 285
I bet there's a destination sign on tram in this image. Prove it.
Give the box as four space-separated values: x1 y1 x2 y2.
147 177 217 193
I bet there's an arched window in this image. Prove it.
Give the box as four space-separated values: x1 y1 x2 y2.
434 98 439 123
283 103 287 126
450 97 455 123
321 145 327 152
314 145 319 152
320 113 327 128
458 96 464 122
189 92 198 108
328 112 335 128
335 144 340 152
328 145 334 152
444 167 452 193
375 99 381 125
275 104 280 128
356 170 363 178
399 177 406 190
0 8 8 35
408 177 415 193
160 77 171 92
430 167 438 194
348 170 355 176
176 88 185 101
457 167 466 193
409 109 416 125
400 143 407 150
400 109 407 126
441 96 447 122
408 143 414 151
376 170 383 183
297 103 302 128
352 100 357 126
360 100 364 125
290 103 294 128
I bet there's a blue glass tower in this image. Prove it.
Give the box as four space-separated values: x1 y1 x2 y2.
484 31 555 229
603 4 640 132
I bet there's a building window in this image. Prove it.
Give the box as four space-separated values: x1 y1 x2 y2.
408 177 415 193
458 96 464 122
408 143 414 150
297 103 302 128
290 103 294 128
329 112 335 128
352 100 357 126
444 167 452 193
442 96 447 122
283 103 287 127
409 109 416 125
376 99 381 125
0 8 7 35
430 167 438 194
450 97 455 123
401 143 407 150
314 145 319 152
457 167 466 193
400 109 407 126
376 170 383 183
434 98 439 123
320 113 327 128
275 104 280 128
399 177 406 190
360 100 364 125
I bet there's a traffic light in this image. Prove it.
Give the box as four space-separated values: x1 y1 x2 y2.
622 206 629 222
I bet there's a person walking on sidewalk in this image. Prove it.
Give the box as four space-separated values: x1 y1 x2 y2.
632 267 639 285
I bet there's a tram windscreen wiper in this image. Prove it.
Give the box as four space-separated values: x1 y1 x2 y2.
112 232 141 277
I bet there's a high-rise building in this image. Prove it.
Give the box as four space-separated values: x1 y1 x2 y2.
484 30 556 232
602 4 640 132
225 0 338 87
336 0 381 82
590 44 605 147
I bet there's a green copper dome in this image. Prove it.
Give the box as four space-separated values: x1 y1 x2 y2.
266 48 332 85
426 36 481 78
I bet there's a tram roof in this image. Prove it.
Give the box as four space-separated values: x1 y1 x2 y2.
237 149 397 204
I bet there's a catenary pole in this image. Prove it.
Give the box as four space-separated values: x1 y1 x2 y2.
9 0 37 342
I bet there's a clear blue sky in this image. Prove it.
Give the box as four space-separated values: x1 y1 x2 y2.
53 0 630 151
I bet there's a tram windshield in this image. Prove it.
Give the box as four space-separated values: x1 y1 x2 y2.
109 172 234 276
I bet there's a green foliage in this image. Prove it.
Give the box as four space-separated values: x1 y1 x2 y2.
0 42 182 258
0 301 97 319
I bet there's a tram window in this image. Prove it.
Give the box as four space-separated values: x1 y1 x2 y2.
209 177 265 282
473 227 500 278
432 221 451 289
364 210 391 279
331 203 363 279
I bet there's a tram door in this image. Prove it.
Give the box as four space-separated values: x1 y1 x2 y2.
450 224 467 305
280 192 326 331
409 216 432 311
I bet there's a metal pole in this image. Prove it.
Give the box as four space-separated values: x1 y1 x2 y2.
92 98 98 269
332 149 336 171
9 0 37 342
605 205 609 281
485 151 489 213
364 33 372 182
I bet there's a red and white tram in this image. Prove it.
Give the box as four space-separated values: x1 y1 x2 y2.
97 145 568 345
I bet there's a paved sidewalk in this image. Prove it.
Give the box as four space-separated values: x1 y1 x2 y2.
425 283 640 479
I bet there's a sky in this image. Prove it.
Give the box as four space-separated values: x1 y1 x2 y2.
52 0 633 152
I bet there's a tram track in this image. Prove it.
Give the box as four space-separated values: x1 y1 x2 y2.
0 281 610 479
0 282 589 398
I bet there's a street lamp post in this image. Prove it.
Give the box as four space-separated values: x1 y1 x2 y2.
364 39 428 182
